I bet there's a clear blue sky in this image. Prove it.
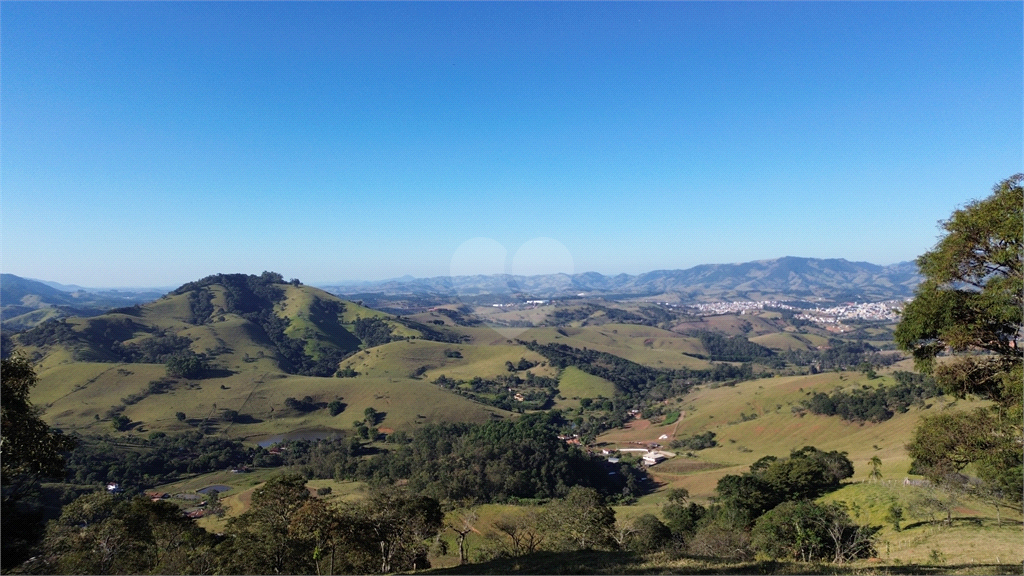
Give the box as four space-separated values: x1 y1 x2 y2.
2 2 1021 287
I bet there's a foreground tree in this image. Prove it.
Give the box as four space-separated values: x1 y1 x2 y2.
661 488 706 541
895 174 1023 501
219 474 314 574
31 493 217 574
445 508 478 565
357 488 443 573
489 507 548 557
544 486 616 551
751 500 877 563
1 355 77 568
895 173 1022 407
1 356 77 481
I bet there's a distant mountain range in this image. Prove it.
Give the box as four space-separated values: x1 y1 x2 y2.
0 274 166 331
1 257 923 333
321 257 922 303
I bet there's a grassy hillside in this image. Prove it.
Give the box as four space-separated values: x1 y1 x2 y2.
13 282 1020 575
597 369 991 504
35 362 509 439
556 366 619 409
13 275 506 438
339 339 555 382
750 331 826 351
514 325 714 370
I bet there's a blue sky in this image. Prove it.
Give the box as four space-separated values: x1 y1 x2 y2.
2 2 1021 287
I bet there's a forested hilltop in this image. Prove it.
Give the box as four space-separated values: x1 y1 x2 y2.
2 178 1022 575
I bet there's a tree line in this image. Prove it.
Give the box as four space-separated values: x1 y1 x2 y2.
803 370 941 422
16 444 873 575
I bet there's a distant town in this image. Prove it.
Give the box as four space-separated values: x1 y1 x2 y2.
679 299 905 324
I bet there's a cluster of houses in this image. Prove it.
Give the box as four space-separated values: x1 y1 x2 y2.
488 299 550 308
105 481 219 519
602 447 670 466
558 428 675 467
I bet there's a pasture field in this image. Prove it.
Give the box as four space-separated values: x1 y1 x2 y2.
598 369 992 505
33 360 508 438
339 339 556 382
518 325 714 370
750 331 820 351
672 314 784 337
151 468 370 533
473 304 557 327
555 366 618 409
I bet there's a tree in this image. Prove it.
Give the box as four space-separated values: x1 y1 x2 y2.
1 356 77 481
33 493 216 574
288 498 345 576
2 356 78 569
490 507 547 557
868 456 882 483
662 488 706 539
357 489 442 573
894 174 1022 407
165 353 206 379
626 513 672 553
445 508 478 565
111 413 132 431
219 474 313 574
751 501 876 563
364 407 379 426
884 502 904 532
544 486 616 551
895 175 1023 501
714 447 853 526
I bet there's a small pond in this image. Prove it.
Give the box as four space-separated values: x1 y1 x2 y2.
197 484 232 495
254 428 345 448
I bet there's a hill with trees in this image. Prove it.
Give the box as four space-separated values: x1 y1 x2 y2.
3 172 1021 575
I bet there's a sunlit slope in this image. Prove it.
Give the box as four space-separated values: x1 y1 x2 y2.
18 277 494 437
338 339 557 381
513 325 715 370
599 369 988 504
277 285 363 356
555 366 618 409
36 362 510 439
15 282 369 369
749 331 827 351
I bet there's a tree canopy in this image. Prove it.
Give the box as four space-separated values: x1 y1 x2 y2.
895 174 1023 501
1 355 76 481
894 174 1022 413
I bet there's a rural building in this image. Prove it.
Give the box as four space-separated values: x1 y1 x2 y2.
643 453 668 466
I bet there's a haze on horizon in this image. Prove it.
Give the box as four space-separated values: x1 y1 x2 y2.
2 2 1021 288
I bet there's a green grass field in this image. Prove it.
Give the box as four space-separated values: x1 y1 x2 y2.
750 331 819 351
515 325 714 370
555 366 619 409
598 370 993 505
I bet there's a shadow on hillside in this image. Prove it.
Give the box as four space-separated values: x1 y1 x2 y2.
901 515 1018 531
423 550 640 575
232 414 263 424
422 552 1024 575
202 368 236 379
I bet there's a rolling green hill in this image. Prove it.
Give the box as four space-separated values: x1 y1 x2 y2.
1 273 165 330
12 273 507 438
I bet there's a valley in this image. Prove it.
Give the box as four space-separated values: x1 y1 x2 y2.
3 266 1020 573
